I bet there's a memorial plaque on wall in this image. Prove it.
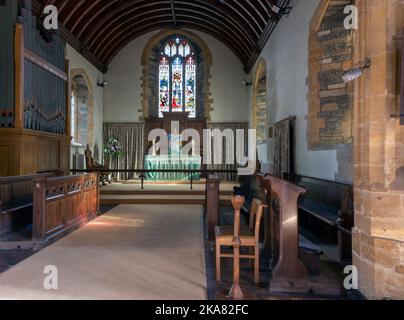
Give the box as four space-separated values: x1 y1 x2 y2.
307 1 354 149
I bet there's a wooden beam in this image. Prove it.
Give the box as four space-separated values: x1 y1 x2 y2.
170 0 177 26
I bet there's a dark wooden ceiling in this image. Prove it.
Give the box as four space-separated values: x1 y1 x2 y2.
34 0 291 73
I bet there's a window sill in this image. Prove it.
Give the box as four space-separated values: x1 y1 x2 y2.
71 142 86 149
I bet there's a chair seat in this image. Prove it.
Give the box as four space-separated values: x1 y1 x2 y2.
215 225 255 241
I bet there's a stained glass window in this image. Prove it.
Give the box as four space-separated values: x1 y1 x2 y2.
158 57 170 117
172 57 183 111
185 57 196 118
158 36 197 118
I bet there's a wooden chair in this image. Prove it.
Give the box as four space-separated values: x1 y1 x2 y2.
215 198 267 284
84 145 111 186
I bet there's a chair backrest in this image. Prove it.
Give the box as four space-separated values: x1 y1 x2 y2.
84 145 95 169
249 198 267 242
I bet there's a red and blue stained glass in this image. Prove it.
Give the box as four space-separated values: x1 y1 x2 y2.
172 57 183 111
158 36 197 118
159 57 170 117
185 57 196 118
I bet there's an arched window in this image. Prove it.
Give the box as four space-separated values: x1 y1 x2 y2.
159 36 197 118
71 74 90 146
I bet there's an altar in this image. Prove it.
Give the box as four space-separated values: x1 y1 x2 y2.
144 155 202 181
143 112 205 181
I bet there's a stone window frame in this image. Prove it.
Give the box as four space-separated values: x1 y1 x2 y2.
140 29 213 120
70 68 94 148
253 57 268 143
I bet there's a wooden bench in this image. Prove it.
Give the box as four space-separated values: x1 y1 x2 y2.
0 172 60 237
285 173 354 262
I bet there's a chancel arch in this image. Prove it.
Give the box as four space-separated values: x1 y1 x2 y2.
253 58 268 143
141 29 213 120
70 68 94 148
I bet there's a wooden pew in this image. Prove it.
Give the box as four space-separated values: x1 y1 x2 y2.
0 172 60 238
241 174 323 276
258 174 310 292
33 173 99 241
205 174 220 241
285 173 354 262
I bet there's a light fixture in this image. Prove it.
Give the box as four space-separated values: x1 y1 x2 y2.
342 58 371 83
271 5 293 17
242 79 252 87
97 72 108 88
97 80 108 88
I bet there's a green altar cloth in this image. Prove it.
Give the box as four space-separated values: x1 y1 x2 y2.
144 155 202 181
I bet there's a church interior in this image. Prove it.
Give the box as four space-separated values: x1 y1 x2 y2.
0 0 403 301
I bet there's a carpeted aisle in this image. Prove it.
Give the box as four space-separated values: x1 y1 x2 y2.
0 205 207 300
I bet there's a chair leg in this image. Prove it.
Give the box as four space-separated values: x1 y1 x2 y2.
249 247 254 268
216 242 221 282
254 246 260 284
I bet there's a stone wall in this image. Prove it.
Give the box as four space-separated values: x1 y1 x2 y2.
253 59 268 142
308 0 354 149
352 0 404 300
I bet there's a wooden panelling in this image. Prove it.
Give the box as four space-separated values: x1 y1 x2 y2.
0 128 71 176
0 146 9 176
0 172 60 237
33 173 99 241
22 140 36 174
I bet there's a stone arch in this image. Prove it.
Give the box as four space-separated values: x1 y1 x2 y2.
140 29 213 120
70 68 94 147
308 0 354 151
253 58 268 143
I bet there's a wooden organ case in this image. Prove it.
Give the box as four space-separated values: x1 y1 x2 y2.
0 1 70 177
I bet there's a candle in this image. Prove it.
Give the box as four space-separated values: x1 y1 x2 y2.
152 140 156 155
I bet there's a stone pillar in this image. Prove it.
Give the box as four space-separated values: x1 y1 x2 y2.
352 0 404 299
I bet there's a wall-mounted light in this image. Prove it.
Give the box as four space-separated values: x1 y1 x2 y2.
271 5 293 17
242 79 252 87
342 58 371 83
97 72 108 88
97 80 108 88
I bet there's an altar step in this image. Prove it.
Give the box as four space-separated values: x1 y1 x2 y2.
99 182 236 205
100 194 232 206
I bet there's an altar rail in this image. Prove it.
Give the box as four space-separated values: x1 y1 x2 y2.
71 169 238 190
33 173 99 241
